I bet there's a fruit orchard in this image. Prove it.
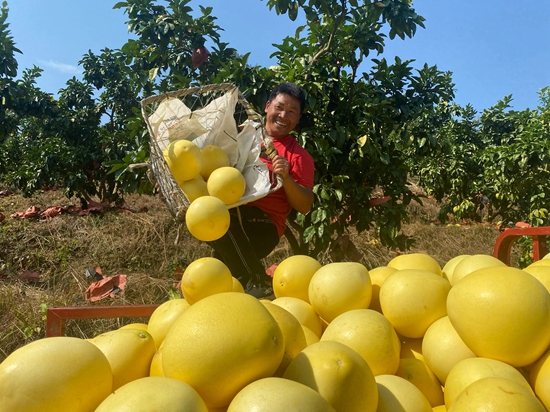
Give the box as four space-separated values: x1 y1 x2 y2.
1 0 549 258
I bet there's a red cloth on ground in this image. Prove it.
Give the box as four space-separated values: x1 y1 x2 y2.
248 134 315 237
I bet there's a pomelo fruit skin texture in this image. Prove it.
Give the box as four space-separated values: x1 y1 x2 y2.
179 175 209 202
185 195 230 242
444 357 534 409
273 255 322 303
200 145 230 180
227 377 336 412
441 254 469 284
395 357 444 407
421 316 476 385
387 253 442 276
368 266 398 313
180 257 233 305
375 374 432 412
530 346 550 411
308 262 372 323
379 269 451 338
450 253 506 285
283 341 378 412
147 298 190 349
447 376 545 412
446 266 550 367
0 337 113 412
162 292 284 409
206 166 246 205
271 296 323 338
163 139 202 183
321 308 401 376
95 376 208 412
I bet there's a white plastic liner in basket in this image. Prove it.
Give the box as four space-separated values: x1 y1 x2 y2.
147 87 275 209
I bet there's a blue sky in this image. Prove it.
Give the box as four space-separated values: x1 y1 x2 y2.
6 0 550 113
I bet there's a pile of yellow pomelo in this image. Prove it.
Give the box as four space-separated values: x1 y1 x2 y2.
163 139 246 241
2 251 550 411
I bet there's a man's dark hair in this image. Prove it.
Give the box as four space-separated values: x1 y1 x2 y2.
268 82 306 115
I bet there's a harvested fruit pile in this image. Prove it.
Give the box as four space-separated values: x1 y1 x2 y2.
2 252 550 411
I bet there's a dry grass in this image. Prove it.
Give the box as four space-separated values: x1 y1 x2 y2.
0 188 503 361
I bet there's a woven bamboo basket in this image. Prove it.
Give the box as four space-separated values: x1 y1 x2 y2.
140 83 282 227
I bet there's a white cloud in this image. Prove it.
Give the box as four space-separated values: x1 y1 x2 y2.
38 59 82 75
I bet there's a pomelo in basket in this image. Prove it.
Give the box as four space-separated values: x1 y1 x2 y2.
162 292 284 408
421 316 475 385
0 337 112 412
379 269 451 338
446 266 550 367
444 357 534 409
387 253 442 276
207 166 246 205
283 341 378 412
262 301 307 377
273 254 322 302
375 374 432 412
227 377 336 412
308 262 372 323
95 376 208 412
180 257 233 305
448 376 545 412
185 195 230 241
200 144 230 180
450 253 505 285
147 298 190 349
163 139 202 182
179 175 209 202
321 308 401 376
441 254 469 284
89 328 156 390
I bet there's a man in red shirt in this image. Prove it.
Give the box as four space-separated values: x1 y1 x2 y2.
208 82 315 298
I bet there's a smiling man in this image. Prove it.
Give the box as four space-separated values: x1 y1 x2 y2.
208 82 315 299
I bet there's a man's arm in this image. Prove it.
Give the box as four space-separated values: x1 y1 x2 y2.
272 155 314 214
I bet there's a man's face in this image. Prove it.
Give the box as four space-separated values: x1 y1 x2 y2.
264 93 301 139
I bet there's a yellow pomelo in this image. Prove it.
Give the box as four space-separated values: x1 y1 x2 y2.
0 337 112 412
163 139 203 183
444 357 534 409
147 298 190 349
119 322 148 331
200 145 230 180
95 376 208 412
227 377 336 412
375 374 432 412
388 253 442 276
262 301 307 377
447 266 550 367
89 328 156 390
379 269 451 338
308 262 372 323
149 343 165 377
421 316 476 385
432 406 446 412
231 276 244 293
544 252 550 260
271 296 323 338
185 196 230 242
302 324 320 346
523 265 550 293
162 292 284 408
207 166 246 205
447 376 545 412
321 309 401 376
441 255 469 284
451 254 506 285
368 266 398 313
530 346 550 410
395 358 444 407
399 335 424 361
283 341 378 412
529 259 550 268
180 175 209 202
273 255 322 303
181 257 233 304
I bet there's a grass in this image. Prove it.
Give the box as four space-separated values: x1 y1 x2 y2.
0 188 503 361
